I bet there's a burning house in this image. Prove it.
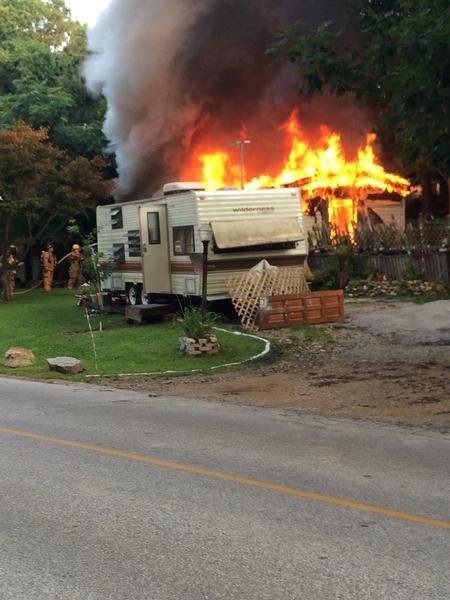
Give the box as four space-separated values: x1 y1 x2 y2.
181 110 411 239
85 1 410 239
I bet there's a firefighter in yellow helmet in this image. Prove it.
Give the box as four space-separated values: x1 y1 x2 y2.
67 243 84 290
42 242 57 292
1 245 23 302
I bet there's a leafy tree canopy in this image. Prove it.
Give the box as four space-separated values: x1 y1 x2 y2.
0 1 115 255
0 0 107 159
0 0 74 49
0 123 113 251
272 0 450 182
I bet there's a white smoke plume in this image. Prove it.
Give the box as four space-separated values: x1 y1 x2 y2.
85 0 368 198
85 0 210 196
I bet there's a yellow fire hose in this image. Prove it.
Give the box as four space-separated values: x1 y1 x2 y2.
12 252 73 296
13 280 42 296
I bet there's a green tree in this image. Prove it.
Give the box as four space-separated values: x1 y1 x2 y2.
0 0 108 160
0 0 115 263
272 0 450 214
0 0 74 49
0 123 113 251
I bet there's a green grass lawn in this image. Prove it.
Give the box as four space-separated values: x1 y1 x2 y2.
0 290 266 379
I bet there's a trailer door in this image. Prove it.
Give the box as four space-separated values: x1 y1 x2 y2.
139 205 171 294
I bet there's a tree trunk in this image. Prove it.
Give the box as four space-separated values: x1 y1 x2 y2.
447 178 450 218
421 172 432 217
3 216 12 249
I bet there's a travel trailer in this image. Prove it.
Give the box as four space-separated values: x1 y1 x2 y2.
97 183 308 305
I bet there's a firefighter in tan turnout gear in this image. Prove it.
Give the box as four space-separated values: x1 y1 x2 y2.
1 245 23 302
67 244 84 290
42 242 57 292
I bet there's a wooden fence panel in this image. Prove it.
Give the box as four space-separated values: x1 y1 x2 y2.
310 252 450 284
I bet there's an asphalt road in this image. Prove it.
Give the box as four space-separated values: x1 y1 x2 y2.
0 378 449 600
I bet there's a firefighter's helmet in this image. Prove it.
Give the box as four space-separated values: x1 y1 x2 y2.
72 244 81 251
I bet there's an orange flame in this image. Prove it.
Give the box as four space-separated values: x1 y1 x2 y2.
183 110 410 235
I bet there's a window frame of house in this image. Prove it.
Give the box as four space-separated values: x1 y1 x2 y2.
147 212 161 245
173 226 195 256
127 230 142 257
111 207 123 230
113 243 126 264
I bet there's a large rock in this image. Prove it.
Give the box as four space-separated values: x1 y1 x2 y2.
47 357 85 375
4 347 36 368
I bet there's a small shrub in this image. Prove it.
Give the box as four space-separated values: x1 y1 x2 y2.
178 307 219 339
310 258 339 290
310 240 354 291
79 282 97 296
402 257 419 281
81 231 115 293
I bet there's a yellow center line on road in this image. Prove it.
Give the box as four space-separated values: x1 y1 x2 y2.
1 426 449 531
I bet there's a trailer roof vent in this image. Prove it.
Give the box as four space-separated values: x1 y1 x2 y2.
163 182 205 195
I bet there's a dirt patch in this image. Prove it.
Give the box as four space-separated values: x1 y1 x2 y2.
108 299 450 432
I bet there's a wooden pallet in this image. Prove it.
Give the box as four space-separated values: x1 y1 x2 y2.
125 304 176 325
259 291 344 329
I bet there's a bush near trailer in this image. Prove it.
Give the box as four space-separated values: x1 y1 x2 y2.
0 291 266 379
178 307 221 356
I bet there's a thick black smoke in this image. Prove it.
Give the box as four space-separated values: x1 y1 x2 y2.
85 0 367 198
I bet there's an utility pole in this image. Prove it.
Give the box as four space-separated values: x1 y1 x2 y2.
231 140 251 189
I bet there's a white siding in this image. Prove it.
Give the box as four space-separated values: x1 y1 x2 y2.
367 200 405 230
197 188 308 260
97 189 309 299
97 202 144 292
196 189 307 298
164 188 307 299
163 194 198 262
97 203 143 262
171 274 201 296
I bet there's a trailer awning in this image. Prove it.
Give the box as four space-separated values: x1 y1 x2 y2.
211 217 304 250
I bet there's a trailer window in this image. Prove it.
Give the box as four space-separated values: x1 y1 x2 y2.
111 207 123 230
173 226 195 256
147 212 161 244
127 230 142 257
113 243 125 264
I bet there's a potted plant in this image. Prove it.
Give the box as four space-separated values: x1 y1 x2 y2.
77 282 98 308
178 307 221 356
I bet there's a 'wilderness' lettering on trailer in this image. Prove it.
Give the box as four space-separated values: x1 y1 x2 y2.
232 207 275 213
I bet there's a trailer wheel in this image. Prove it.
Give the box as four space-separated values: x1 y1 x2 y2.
127 284 142 306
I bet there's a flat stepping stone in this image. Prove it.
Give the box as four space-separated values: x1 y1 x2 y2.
47 357 85 375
